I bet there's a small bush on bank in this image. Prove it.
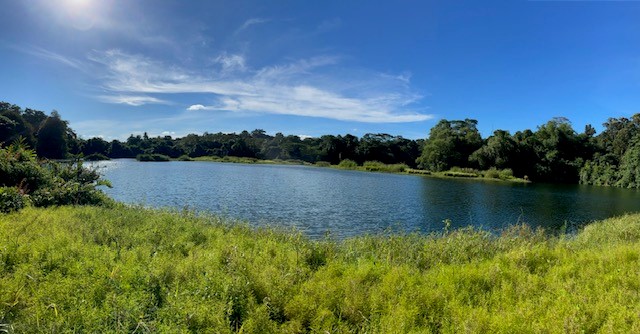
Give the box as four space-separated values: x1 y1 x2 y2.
136 153 171 161
483 167 515 180
338 159 358 169
363 161 409 173
315 161 331 167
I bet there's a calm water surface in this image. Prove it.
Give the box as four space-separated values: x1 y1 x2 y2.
94 159 640 238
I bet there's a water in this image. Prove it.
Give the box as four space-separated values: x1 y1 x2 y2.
93 159 640 238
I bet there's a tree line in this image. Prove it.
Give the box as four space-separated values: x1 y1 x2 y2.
3 101 640 187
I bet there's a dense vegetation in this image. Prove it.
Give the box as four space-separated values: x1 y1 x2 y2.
0 139 111 213
5 100 640 186
2 205 640 332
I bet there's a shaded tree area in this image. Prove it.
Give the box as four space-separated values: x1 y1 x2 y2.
580 115 640 188
0 102 423 166
1 103 77 159
418 117 598 183
94 130 421 167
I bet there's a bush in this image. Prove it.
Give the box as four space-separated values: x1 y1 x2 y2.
0 141 111 211
83 153 110 161
136 153 171 162
31 161 112 207
363 161 385 171
484 168 500 179
0 186 26 213
177 155 193 161
338 159 358 169
315 161 331 167
363 161 408 173
482 168 514 180
499 168 514 179
0 139 50 191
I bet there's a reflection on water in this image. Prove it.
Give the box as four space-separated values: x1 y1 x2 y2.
92 159 640 239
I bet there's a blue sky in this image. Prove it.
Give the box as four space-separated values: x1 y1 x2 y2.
0 0 639 140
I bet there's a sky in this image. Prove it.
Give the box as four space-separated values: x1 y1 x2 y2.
0 0 639 140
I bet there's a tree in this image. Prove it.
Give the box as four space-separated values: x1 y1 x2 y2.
531 117 583 182
82 137 110 156
0 106 33 146
36 111 69 159
417 119 482 171
469 130 517 170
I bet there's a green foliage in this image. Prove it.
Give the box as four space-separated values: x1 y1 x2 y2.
3 206 640 332
0 187 26 213
469 130 517 170
83 153 110 161
177 154 193 161
314 161 331 167
417 119 483 171
614 140 640 188
580 154 619 186
362 161 408 173
482 167 514 180
337 159 358 169
0 141 110 210
36 111 69 159
0 139 50 192
30 163 111 207
136 153 171 162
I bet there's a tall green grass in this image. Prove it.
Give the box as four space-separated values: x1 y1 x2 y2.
2 206 640 332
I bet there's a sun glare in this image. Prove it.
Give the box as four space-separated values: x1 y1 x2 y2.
41 0 107 31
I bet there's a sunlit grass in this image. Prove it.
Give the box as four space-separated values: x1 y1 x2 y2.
2 206 640 332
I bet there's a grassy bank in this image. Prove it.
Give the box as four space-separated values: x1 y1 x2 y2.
134 155 529 183
192 156 309 165
2 206 640 332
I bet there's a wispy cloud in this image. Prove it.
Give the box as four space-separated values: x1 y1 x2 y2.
235 18 271 35
98 95 170 106
16 45 85 71
89 49 432 123
214 53 247 73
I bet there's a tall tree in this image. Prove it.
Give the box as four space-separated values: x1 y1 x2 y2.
417 119 482 171
36 111 69 159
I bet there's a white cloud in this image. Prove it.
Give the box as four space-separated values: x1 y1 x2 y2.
187 104 215 111
89 49 433 123
98 95 169 106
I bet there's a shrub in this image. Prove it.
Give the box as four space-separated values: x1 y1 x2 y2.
363 161 385 171
483 168 500 179
0 139 50 191
387 163 409 173
0 141 111 210
0 186 26 213
450 166 478 174
31 161 112 207
363 161 409 173
177 155 193 161
83 153 110 161
136 153 171 162
498 168 514 179
315 161 331 167
338 159 358 169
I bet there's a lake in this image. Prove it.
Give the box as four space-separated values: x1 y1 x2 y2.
93 159 640 238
